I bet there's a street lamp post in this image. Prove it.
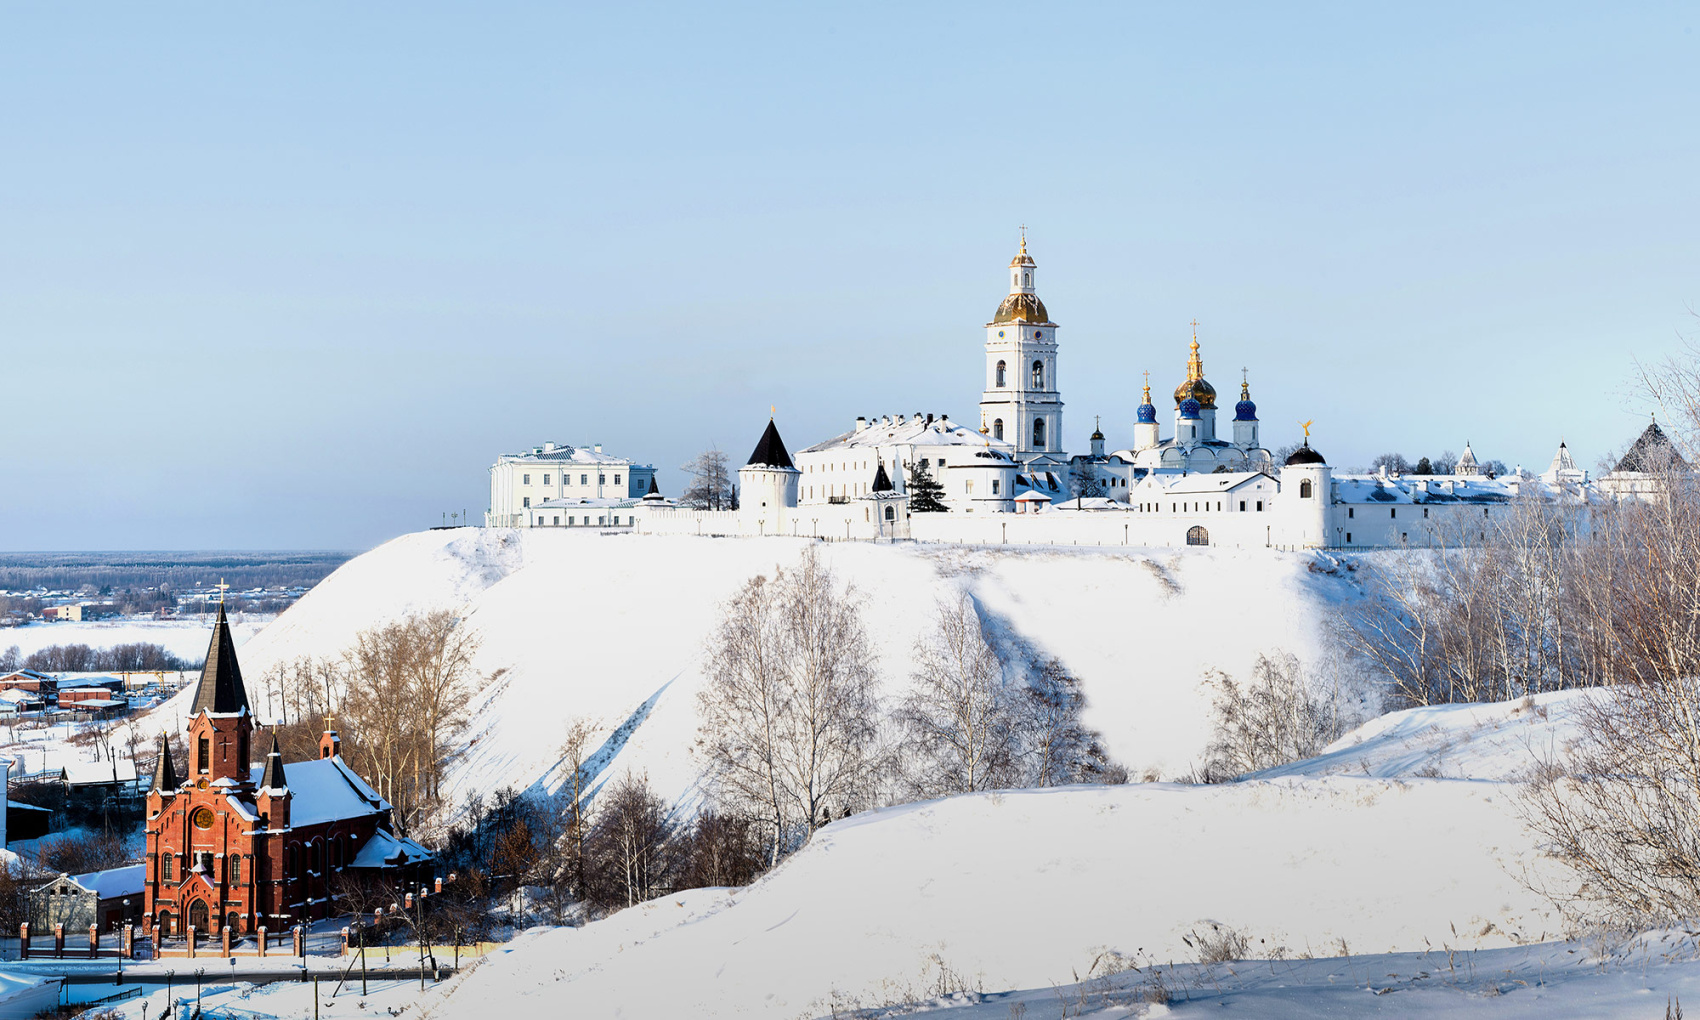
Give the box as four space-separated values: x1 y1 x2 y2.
117 899 129 983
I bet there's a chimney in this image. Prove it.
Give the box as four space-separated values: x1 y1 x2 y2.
926 414 934 425
896 414 906 424
855 416 868 432
594 444 603 454
940 414 950 424
543 442 556 453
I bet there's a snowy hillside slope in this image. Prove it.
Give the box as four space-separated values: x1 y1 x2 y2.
148 529 1364 811
1253 689 1594 782
431 777 1572 1019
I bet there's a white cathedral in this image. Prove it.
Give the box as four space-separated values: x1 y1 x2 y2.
617 234 1646 549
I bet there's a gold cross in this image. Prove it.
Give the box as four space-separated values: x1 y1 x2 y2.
1190 319 1200 339
214 578 230 605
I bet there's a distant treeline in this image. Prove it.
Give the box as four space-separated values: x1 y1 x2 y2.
0 641 198 673
0 551 352 592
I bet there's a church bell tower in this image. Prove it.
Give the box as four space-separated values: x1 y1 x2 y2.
185 603 255 789
979 231 1063 464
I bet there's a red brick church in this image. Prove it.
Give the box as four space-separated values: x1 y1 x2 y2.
144 606 432 937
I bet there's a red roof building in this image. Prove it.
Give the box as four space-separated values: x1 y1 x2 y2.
144 606 430 939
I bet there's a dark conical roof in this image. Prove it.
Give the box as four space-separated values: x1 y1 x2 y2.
1615 421 1689 473
259 731 287 791
746 419 794 469
647 475 660 495
1285 441 1327 467
872 462 894 492
191 604 251 716
152 732 179 793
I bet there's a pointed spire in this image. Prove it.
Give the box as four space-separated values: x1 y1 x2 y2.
259 731 287 792
190 604 251 716
871 461 894 493
152 732 179 793
745 418 795 469
646 475 660 496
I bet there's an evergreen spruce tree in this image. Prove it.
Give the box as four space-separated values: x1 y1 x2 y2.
905 462 948 512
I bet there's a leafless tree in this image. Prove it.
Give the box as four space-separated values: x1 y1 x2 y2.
895 593 1020 798
343 610 501 834
584 771 679 912
1016 658 1113 787
1198 652 1348 781
696 548 884 863
680 448 737 510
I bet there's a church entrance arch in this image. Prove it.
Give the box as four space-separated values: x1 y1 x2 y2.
1187 526 1210 546
189 899 209 937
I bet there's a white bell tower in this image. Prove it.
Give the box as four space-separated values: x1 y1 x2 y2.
979 230 1064 466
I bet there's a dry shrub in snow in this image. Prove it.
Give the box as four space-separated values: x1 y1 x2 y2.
696 547 884 863
1199 651 1348 781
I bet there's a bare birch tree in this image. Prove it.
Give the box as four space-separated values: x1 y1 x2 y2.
895 592 1019 798
696 547 883 862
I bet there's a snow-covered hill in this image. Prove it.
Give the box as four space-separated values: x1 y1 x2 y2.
165 528 1365 810
432 774 1573 1018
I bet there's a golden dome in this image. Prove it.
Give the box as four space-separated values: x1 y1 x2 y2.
1172 336 1217 408
992 292 1049 324
1174 377 1217 408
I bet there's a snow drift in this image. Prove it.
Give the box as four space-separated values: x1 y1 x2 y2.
432 774 1571 1018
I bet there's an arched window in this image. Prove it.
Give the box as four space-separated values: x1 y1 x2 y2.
162 852 174 881
197 737 209 772
1023 272 1030 286
992 418 1004 440
225 911 238 934
1187 526 1210 546
883 505 895 521
1033 419 1046 449
1032 360 1044 388
995 360 1006 387
1300 479 1313 499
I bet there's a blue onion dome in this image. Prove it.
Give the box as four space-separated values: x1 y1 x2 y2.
1285 441 1326 466
1234 380 1257 422
1179 398 1202 420
1136 401 1157 424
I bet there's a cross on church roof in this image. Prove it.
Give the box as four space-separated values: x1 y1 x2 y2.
214 578 230 605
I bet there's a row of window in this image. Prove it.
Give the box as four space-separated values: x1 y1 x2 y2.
992 360 1047 389
161 850 241 883
521 473 619 487
534 515 634 526
158 835 353 884
1133 500 1266 513
988 418 1046 449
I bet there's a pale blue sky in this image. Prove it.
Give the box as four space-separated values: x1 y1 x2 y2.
2 3 1695 550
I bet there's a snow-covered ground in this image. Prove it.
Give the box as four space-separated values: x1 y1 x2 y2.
149 528 1366 814
0 615 266 661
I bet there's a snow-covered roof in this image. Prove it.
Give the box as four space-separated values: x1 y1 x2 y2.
1136 471 1272 495
533 496 642 510
498 445 646 467
66 863 145 900
349 827 433 869
1328 474 1580 505
802 417 1017 461
0 690 43 704
61 760 138 786
58 676 123 689
248 756 391 829
1014 490 1052 502
0 670 51 683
